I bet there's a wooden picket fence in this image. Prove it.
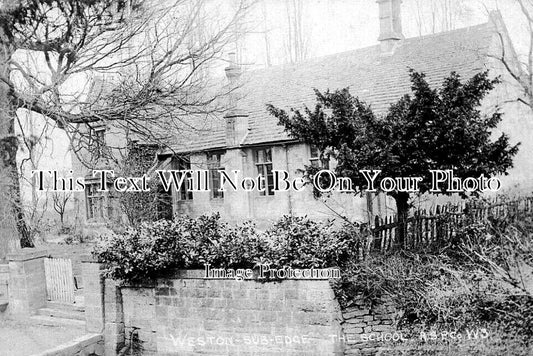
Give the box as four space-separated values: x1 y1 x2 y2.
44 257 75 303
367 195 533 254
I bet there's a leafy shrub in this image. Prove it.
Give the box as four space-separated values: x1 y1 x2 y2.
333 215 533 342
334 249 533 340
59 225 74 235
332 252 449 315
92 214 360 282
263 216 358 269
93 220 185 281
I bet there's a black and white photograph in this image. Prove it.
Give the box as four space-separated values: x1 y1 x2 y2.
0 0 532 355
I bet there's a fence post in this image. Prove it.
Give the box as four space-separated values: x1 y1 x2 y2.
363 195 532 254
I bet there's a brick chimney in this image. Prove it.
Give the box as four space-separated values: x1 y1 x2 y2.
377 0 404 53
224 52 248 147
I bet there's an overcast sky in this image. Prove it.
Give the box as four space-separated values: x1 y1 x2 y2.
236 0 528 69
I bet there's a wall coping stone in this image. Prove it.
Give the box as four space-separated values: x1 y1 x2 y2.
168 269 206 279
101 268 340 288
7 248 48 262
80 254 98 263
165 268 338 280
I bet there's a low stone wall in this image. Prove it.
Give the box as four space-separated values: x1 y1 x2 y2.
7 249 48 315
82 260 401 356
340 296 399 355
32 333 104 356
124 270 344 355
83 262 346 355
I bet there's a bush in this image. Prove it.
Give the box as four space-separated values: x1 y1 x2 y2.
385 332 532 356
92 220 185 282
333 215 533 342
92 214 361 283
264 216 358 269
334 249 533 340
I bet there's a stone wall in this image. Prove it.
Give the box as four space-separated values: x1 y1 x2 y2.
340 296 399 355
7 249 47 315
82 258 126 356
83 263 347 355
126 271 344 355
173 143 373 229
82 261 403 356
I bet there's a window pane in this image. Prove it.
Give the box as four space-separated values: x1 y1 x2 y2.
210 169 223 199
257 164 264 177
208 151 224 199
310 145 319 158
266 163 274 195
265 148 272 162
254 148 274 196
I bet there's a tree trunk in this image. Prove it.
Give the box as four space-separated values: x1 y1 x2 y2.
0 33 33 260
394 192 410 248
0 137 22 259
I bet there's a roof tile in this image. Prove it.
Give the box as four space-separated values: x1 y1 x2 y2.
170 21 494 153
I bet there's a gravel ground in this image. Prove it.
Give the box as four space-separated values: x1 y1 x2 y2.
0 318 85 356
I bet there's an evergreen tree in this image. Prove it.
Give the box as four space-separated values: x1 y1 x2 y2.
267 70 519 244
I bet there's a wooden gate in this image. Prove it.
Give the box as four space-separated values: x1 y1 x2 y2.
44 258 75 303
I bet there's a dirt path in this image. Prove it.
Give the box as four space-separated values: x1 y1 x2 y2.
0 318 85 356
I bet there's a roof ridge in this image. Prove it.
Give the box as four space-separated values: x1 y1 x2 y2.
403 21 492 42
244 21 492 76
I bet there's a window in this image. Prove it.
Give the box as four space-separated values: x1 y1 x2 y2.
254 147 274 196
156 184 173 220
207 151 224 199
174 156 193 201
310 144 330 169
86 183 108 220
89 127 106 159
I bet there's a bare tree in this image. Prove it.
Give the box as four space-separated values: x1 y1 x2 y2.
283 0 309 63
52 191 71 228
17 110 54 242
260 0 273 67
489 0 533 111
0 0 250 257
409 0 473 36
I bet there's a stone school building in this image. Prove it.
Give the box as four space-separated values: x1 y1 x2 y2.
73 0 533 227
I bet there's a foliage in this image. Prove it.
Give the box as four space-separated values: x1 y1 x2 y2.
267 70 519 243
62 231 89 245
268 70 518 197
92 214 361 283
385 332 532 356
93 219 184 282
333 215 533 341
449 214 533 297
263 216 358 268
117 143 172 226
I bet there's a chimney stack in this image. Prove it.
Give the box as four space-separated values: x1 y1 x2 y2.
225 52 242 84
224 52 248 147
377 0 404 53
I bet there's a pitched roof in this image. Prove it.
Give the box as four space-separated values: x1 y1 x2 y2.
168 19 496 153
